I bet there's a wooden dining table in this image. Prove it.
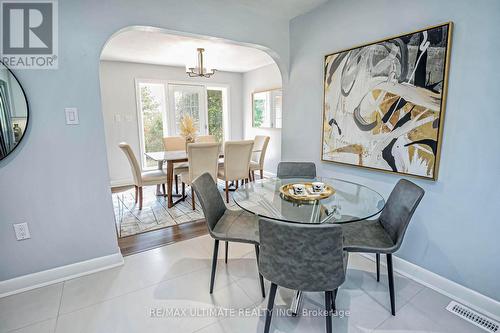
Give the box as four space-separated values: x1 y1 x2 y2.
146 148 260 208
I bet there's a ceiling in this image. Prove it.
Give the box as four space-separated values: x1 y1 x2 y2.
101 30 277 73
235 0 328 19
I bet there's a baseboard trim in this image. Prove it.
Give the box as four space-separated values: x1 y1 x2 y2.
0 252 124 298
361 253 500 322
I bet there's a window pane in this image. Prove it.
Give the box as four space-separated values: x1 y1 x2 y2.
207 89 223 142
174 90 201 133
139 83 165 168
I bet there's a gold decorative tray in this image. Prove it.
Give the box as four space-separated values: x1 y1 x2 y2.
279 183 335 203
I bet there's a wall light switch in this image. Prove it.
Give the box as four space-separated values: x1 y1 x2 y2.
13 222 31 241
65 108 79 125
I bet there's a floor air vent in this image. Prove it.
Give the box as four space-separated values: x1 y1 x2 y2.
446 301 499 333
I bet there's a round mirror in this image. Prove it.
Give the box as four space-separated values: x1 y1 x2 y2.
0 62 29 161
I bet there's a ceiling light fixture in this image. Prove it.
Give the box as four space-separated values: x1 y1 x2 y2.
186 48 216 78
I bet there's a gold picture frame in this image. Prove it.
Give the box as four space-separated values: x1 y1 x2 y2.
321 22 453 180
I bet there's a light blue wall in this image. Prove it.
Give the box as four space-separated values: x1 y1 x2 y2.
0 0 289 281
286 0 500 300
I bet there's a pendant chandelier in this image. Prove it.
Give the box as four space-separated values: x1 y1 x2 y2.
186 48 216 78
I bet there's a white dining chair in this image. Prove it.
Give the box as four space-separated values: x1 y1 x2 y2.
249 135 270 181
119 142 168 210
163 136 188 193
218 140 254 203
196 135 216 143
179 142 220 210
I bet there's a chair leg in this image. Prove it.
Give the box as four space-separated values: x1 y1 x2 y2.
225 241 228 264
162 183 166 196
134 186 138 204
260 169 264 180
264 283 277 333
325 291 333 333
182 182 186 200
387 253 396 316
175 175 179 194
210 240 220 294
225 181 229 203
376 253 380 282
331 288 338 312
191 187 195 210
252 170 256 181
138 187 143 210
255 245 265 298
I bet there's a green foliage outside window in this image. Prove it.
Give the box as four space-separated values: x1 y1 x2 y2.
207 89 223 142
141 85 164 168
253 99 264 127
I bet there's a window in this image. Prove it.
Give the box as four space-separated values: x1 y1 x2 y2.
136 80 229 169
252 88 282 129
137 82 167 168
207 87 228 142
167 84 207 136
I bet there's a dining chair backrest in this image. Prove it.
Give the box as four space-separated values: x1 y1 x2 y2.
223 140 254 180
258 218 346 292
196 135 216 143
379 179 425 250
192 172 227 233
277 161 316 179
187 142 220 183
118 142 141 186
251 135 270 167
163 136 185 151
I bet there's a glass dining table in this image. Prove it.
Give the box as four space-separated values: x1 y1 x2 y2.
232 176 386 314
233 177 385 224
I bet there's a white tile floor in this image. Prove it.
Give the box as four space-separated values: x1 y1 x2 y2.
0 235 484 333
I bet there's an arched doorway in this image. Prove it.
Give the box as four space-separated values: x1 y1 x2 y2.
99 26 284 252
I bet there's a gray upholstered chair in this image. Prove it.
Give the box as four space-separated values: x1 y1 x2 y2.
277 161 316 179
192 172 265 297
258 218 347 333
341 179 424 316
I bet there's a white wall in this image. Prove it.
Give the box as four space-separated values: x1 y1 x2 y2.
286 0 500 301
100 60 244 185
243 64 282 174
0 0 289 282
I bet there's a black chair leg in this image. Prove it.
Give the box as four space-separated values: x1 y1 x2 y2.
225 241 228 264
325 291 333 333
210 240 219 294
255 245 266 298
264 283 277 333
376 253 380 282
387 253 395 315
331 288 338 312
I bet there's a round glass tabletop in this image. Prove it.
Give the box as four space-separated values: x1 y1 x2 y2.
233 177 385 224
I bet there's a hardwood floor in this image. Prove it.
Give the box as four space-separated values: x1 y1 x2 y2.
118 219 208 256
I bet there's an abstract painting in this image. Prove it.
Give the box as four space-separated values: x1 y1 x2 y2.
322 23 452 180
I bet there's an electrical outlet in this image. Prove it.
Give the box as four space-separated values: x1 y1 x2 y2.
13 222 31 240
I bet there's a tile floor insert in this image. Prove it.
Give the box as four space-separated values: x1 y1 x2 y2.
113 181 239 238
1 234 487 333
